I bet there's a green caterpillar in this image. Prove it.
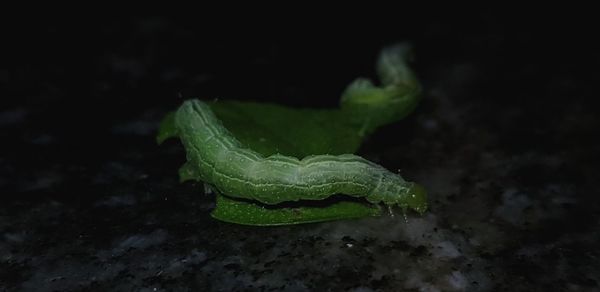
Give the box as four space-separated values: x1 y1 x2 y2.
175 99 427 214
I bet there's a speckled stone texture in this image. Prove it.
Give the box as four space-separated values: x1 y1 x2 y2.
1 16 599 291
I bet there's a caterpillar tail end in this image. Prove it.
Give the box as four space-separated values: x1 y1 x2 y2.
406 183 428 215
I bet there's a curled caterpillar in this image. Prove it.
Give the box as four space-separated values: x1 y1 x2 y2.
175 99 427 214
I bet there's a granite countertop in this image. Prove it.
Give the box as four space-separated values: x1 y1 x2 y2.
1 17 598 291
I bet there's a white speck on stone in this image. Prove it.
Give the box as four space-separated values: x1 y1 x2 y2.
445 271 468 291
404 271 441 292
349 287 374 292
165 249 207 276
433 241 461 259
95 195 136 207
494 188 532 225
115 229 168 254
403 214 438 245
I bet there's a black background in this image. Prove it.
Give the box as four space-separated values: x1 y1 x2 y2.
3 14 598 200
2 12 599 291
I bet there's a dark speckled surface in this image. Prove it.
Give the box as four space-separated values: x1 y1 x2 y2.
1 15 599 291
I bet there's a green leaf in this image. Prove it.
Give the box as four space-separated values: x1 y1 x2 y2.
340 44 421 135
210 102 363 157
211 193 381 226
156 111 177 144
158 104 364 157
159 43 423 225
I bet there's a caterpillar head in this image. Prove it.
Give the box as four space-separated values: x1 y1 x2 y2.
404 182 428 215
370 175 428 215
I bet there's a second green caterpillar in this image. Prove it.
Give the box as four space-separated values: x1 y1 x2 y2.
176 99 427 214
